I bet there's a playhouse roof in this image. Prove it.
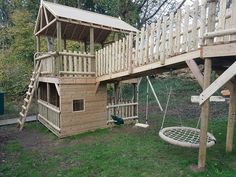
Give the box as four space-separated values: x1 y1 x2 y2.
34 1 138 43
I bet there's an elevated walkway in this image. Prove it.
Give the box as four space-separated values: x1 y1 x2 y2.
95 0 236 82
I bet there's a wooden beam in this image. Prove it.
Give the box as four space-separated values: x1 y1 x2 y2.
204 28 236 38
198 58 212 169
58 18 135 34
38 77 59 84
186 59 204 88
43 6 49 24
199 61 236 105
226 78 236 152
231 0 236 41
201 41 236 59
198 0 216 170
40 7 43 29
35 18 57 36
34 7 42 34
57 21 62 52
90 27 94 55
191 95 226 103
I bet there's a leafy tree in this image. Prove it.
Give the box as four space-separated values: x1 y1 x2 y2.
0 9 34 97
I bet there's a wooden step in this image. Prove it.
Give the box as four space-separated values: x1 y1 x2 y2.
19 112 25 118
22 105 26 110
28 85 34 89
24 98 29 103
30 78 35 82
26 91 31 96
17 119 23 125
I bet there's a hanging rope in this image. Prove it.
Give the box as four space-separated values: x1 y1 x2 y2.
161 87 172 129
159 87 216 148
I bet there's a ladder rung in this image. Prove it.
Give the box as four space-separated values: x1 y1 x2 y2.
17 119 23 125
24 98 29 103
28 85 34 89
22 105 26 110
30 78 35 81
26 91 31 95
19 112 25 117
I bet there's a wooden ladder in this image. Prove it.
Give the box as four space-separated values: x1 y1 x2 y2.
18 61 42 131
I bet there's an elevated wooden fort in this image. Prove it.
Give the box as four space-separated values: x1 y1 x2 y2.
19 0 236 169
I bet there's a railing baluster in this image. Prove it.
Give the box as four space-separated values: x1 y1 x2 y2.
150 23 155 62
118 39 122 71
155 21 161 61
160 16 167 65
144 25 149 64
135 32 139 66
183 5 190 52
192 0 199 50
74 51 78 72
168 12 174 57
140 27 145 65
200 1 207 46
175 9 181 53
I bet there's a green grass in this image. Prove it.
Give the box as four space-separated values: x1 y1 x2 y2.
1 119 236 177
0 77 235 177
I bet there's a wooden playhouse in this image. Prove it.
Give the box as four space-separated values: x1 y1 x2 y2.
18 1 138 138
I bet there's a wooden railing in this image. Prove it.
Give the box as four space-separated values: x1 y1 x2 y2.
107 101 138 123
38 100 60 131
35 50 95 77
96 0 236 79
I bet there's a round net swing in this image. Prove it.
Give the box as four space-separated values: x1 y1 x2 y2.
159 126 216 148
159 88 216 148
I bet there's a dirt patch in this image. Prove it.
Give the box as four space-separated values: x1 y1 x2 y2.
0 125 66 157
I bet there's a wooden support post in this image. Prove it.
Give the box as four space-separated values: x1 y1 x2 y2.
231 0 236 41
226 78 236 152
198 58 212 169
114 82 120 116
198 0 216 170
133 83 137 116
90 28 94 55
57 21 62 52
56 21 62 74
186 60 204 88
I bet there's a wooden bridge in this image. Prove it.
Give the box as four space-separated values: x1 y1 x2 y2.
95 0 236 84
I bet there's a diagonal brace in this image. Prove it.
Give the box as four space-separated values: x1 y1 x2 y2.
199 61 236 105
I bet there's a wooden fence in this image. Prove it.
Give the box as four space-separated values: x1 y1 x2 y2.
38 99 60 131
35 50 95 77
107 101 138 123
96 0 236 77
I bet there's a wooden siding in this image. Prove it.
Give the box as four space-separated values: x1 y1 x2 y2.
59 82 107 137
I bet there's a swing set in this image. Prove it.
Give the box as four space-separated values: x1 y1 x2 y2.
159 87 216 148
135 78 216 148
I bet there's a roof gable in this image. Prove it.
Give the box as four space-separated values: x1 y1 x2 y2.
42 1 138 33
34 1 138 43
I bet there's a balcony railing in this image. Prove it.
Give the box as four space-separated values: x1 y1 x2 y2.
35 50 96 77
